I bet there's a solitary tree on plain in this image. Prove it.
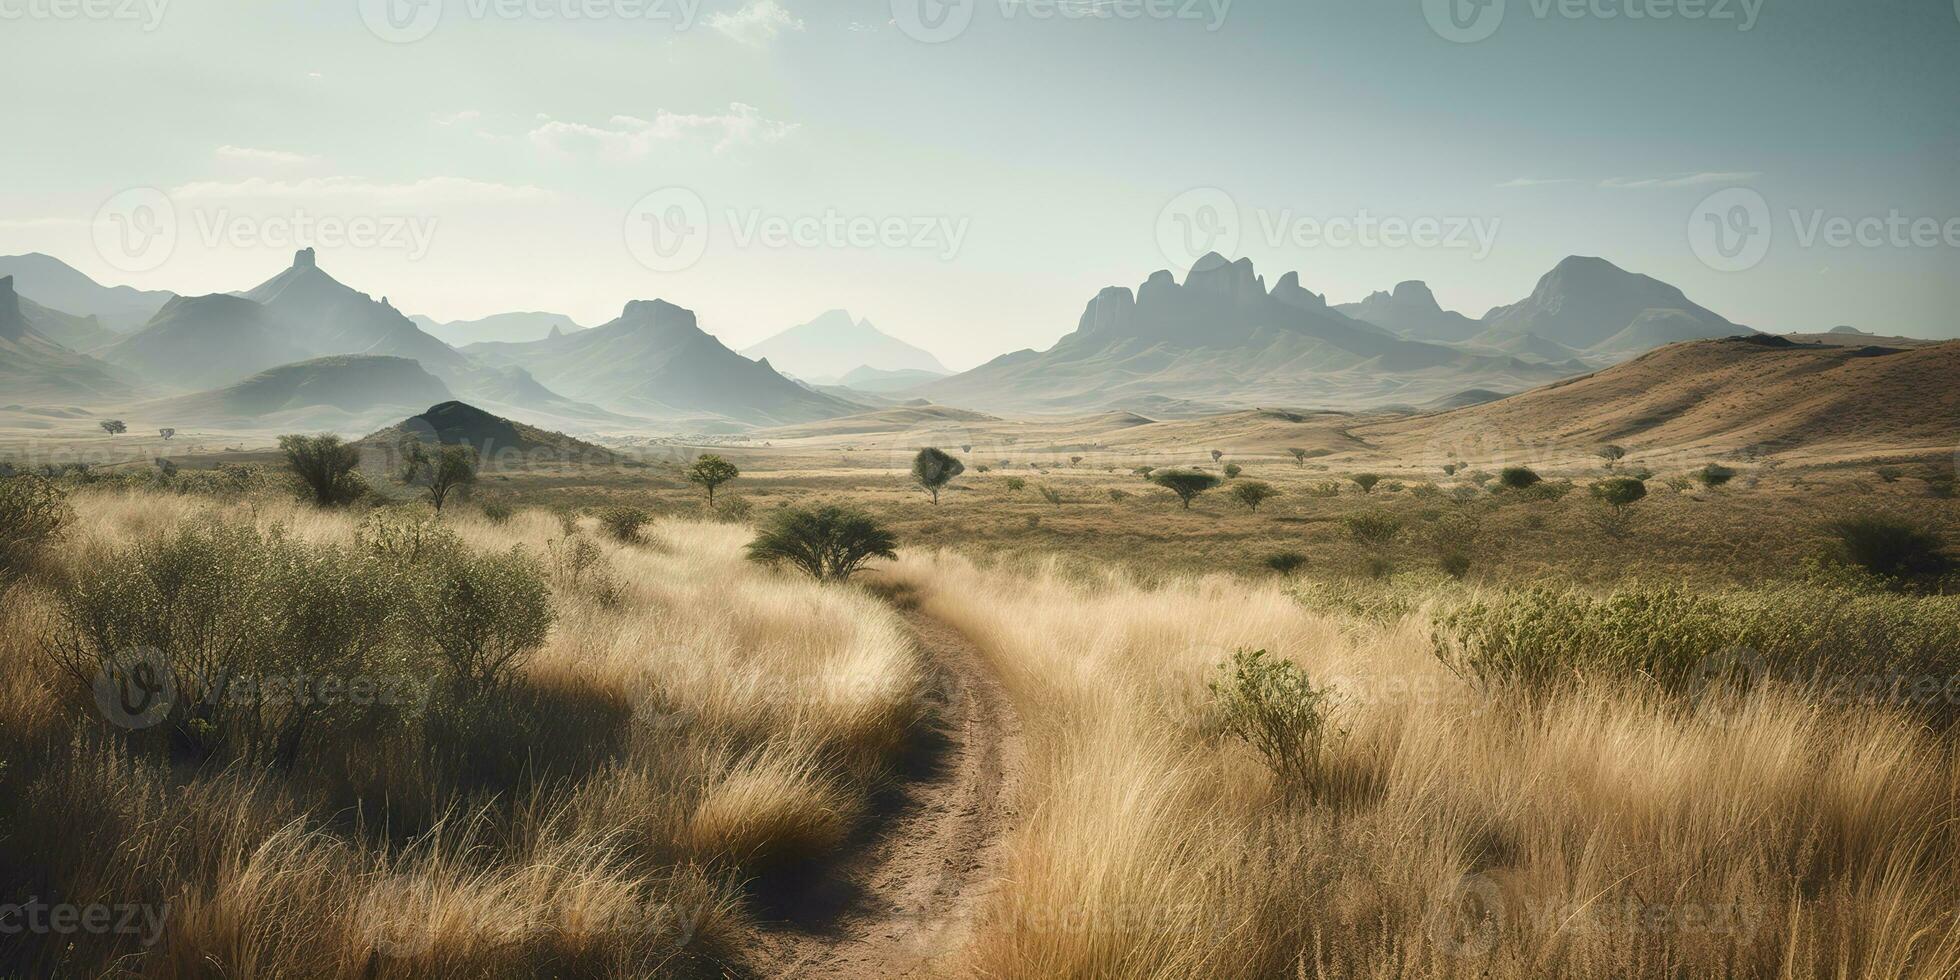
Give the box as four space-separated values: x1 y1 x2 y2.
911 447 965 505
1351 473 1381 494
1230 480 1279 512
1210 449 1225 464
686 454 740 504
1596 445 1627 469
419 444 479 514
99 419 126 436
1287 448 1308 467
1151 469 1222 510
745 506 898 582
159 427 176 441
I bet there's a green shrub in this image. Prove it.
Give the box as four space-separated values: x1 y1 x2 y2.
1825 514 1952 583
1037 485 1064 506
745 506 897 582
1230 480 1279 512
1351 473 1381 494
1434 583 1960 712
1208 649 1341 799
0 475 69 589
1695 464 1737 489
408 545 554 699
712 494 754 523
1265 551 1307 577
1223 463 1243 480
479 499 515 524
1002 476 1027 492
1497 466 1541 490
595 505 653 543
279 434 366 507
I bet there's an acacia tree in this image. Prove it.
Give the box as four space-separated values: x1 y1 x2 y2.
1596 445 1627 469
1210 450 1225 464
159 427 176 441
419 444 479 514
1230 480 1279 512
1351 473 1381 494
1589 477 1647 538
911 447 965 505
686 454 740 504
745 506 897 582
1151 469 1222 510
99 419 127 436
1287 448 1308 467
280 434 364 506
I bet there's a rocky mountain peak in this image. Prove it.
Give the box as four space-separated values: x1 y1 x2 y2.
293 247 317 270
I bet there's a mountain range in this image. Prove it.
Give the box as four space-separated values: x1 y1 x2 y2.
919 254 1570 416
0 275 142 403
410 311 586 346
0 253 174 333
741 310 950 383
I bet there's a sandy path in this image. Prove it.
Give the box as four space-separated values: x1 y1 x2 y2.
750 605 1025 978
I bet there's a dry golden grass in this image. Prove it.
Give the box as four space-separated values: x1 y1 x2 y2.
0 488 926 977
875 550 1960 979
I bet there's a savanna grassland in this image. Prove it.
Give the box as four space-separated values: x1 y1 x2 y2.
2 422 1958 979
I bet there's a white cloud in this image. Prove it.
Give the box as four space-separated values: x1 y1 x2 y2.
216 145 315 165
528 104 797 158
170 176 555 204
708 0 803 46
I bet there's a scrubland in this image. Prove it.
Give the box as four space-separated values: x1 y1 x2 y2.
3 461 1959 978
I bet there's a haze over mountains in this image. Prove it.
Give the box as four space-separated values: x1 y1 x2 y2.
410 312 586 347
0 253 173 333
740 310 950 384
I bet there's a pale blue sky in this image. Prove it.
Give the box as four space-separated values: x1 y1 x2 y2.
2 0 1955 367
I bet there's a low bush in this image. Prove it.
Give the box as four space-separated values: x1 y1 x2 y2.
1826 513 1952 583
1497 466 1541 490
1264 551 1307 576
1435 583 1960 715
1207 649 1341 799
0 475 69 589
745 505 898 582
595 505 653 543
280 434 366 506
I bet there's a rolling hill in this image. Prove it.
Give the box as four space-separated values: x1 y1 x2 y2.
101 293 312 391
465 299 858 427
1354 335 1960 464
358 400 622 465
136 354 453 430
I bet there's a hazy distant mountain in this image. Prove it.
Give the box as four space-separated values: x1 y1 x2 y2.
465 299 857 427
411 311 586 346
0 275 141 402
0 253 174 332
17 294 120 352
1335 281 1482 343
1474 256 1751 353
243 249 468 374
923 254 1567 416
837 364 951 393
138 354 453 430
101 294 312 392
741 310 950 383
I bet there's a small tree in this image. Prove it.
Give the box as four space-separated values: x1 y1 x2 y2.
159 427 176 441
1288 448 1308 467
1442 463 1460 476
1596 445 1627 469
1351 473 1381 494
1695 464 1737 489
1223 463 1243 480
279 433 364 506
1210 450 1225 464
1208 649 1341 799
686 454 740 505
911 447 965 505
745 506 897 582
1264 551 1307 577
420 444 479 514
1070 456 1084 467
1589 477 1647 538
1498 466 1542 491
99 419 127 436
1150 469 1222 510
1230 480 1279 512
1344 511 1402 578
